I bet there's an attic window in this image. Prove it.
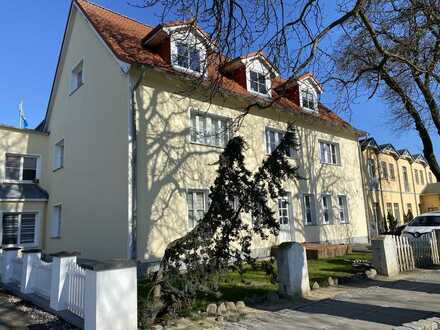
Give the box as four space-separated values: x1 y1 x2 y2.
249 71 268 95
301 87 317 111
174 42 201 73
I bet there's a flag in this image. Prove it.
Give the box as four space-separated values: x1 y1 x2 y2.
19 101 28 128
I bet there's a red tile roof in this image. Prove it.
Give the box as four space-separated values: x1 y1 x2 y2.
75 0 354 131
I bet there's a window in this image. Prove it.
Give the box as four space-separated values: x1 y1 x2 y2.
190 112 230 147
429 172 433 183
174 42 201 73
265 128 296 157
410 215 440 227
407 203 412 213
414 170 419 185
381 161 388 179
386 203 393 217
367 159 379 191
5 154 38 181
303 194 316 225
249 71 268 95
53 139 64 170
2 213 37 245
338 196 349 224
321 194 332 224
301 88 316 111
51 205 62 238
277 194 290 226
70 60 84 93
420 170 425 185
373 202 381 228
393 203 400 223
389 163 395 180
402 166 410 192
186 190 208 229
320 141 340 165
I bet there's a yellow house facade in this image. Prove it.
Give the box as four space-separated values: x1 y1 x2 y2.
0 0 369 263
360 137 437 235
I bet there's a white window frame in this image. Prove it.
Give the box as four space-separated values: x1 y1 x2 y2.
53 139 65 171
248 70 269 96
319 141 340 165
0 211 40 247
300 86 318 112
302 193 316 225
186 189 209 230
4 153 40 183
321 194 333 225
265 127 297 158
51 204 62 239
277 193 292 226
170 29 207 77
381 161 388 180
189 110 231 148
389 163 395 180
70 60 84 94
244 58 272 98
337 195 349 224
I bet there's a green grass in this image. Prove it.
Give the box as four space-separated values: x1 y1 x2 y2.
138 251 373 317
308 252 372 284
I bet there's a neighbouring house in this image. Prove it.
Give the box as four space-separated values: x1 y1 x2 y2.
0 0 369 264
360 137 437 236
420 183 440 213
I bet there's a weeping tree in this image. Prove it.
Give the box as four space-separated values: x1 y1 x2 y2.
145 125 302 319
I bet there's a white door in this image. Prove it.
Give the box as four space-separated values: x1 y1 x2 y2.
278 194 293 243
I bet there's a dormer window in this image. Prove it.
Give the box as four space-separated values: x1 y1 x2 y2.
301 87 317 111
175 42 201 73
249 70 268 95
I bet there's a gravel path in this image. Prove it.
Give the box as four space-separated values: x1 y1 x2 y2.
0 289 76 329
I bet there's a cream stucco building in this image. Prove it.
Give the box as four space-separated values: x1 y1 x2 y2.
0 0 369 263
360 137 437 236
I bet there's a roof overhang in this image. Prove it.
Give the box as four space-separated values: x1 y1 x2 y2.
221 51 280 77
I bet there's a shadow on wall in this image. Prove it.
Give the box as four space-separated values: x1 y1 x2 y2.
136 80 223 261
294 127 359 244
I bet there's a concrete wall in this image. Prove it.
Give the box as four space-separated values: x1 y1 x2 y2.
134 67 368 261
43 5 130 259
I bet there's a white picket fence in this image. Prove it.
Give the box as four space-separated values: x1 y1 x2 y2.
11 258 22 284
33 259 52 298
66 262 86 318
393 232 440 272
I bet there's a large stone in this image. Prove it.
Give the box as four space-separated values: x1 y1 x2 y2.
275 242 310 298
236 301 246 310
217 303 227 315
225 301 237 312
312 282 320 290
371 236 399 276
206 303 217 315
327 277 335 286
365 268 377 279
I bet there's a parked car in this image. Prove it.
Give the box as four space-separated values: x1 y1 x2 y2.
402 212 440 237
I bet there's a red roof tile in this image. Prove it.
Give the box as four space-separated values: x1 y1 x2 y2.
75 0 353 131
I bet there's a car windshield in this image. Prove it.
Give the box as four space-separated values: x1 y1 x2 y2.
409 215 440 227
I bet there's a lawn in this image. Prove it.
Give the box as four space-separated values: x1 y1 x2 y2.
138 251 373 320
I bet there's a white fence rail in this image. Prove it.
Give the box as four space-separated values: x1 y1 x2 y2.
66 262 86 318
33 260 52 298
0 248 137 330
393 232 440 272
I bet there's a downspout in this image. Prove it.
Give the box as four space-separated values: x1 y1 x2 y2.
409 161 418 218
357 142 374 240
128 64 148 260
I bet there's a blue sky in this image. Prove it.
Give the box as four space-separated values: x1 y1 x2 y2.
0 0 437 156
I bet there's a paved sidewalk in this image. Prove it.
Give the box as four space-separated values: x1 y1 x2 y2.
223 269 440 329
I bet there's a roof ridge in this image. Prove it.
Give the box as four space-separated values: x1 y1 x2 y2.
75 0 154 29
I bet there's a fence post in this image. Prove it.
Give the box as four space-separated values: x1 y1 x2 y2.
1 247 21 284
372 235 399 276
50 252 79 311
84 261 137 330
20 249 42 294
273 242 310 298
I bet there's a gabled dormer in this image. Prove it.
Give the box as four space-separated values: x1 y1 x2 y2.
274 72 322 112
413 154 428 166
398 149 414 163
221 52 279 98
379 144 400 158
142 21 214 77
